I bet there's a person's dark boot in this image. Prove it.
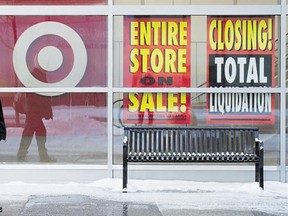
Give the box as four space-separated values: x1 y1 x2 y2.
40 155 56 162
17 136 32 162
37 136 56 162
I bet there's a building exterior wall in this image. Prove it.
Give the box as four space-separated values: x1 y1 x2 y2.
0 0 286 183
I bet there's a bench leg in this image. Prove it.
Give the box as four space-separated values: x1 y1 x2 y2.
255 137 264 189
255 162 259 183
123 145 128 193
259 147 264 189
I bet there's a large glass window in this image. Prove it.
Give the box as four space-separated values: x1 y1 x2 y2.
113 15 280 165
0 92 107 164
0 15 108 164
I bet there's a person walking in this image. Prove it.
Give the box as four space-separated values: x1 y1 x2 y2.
16 65 55 162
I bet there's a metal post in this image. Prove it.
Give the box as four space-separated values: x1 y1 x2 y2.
259 142 264 189
122 129 128 192
255 140 260 183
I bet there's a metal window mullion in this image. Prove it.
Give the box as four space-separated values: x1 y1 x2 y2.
107 0 113 178
0 5 109 15
112 87 282 93
280 0 287 183
0 87 109 93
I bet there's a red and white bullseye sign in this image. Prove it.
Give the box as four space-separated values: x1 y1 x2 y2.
13 21 87 96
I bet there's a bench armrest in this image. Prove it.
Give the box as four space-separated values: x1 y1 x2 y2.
255 138 264 150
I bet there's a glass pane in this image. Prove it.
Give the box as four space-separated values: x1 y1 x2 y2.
113 92 279 165
114 0 277 5
113 93 123 164
0 15 107 88
0 0 107 5
0 92 108 164
114 15 193 88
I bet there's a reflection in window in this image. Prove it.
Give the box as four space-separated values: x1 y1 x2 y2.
0 93 108 164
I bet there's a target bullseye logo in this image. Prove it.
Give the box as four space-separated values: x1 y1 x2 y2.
38 46 64 71
13 21 87 96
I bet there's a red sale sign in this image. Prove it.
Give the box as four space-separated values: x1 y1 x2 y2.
123 16 191 125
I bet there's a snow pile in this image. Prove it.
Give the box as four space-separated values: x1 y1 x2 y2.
0 179 287 214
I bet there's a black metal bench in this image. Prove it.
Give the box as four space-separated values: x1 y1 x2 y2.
122 126 264 192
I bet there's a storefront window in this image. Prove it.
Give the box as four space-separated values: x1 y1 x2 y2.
113 14 280 165
0 92 107 164
114 15 196 88
0 0 107 5
0 15 107 88
0 15 108 164
114 0 277 5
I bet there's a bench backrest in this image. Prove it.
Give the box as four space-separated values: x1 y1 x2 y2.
124 127 259 156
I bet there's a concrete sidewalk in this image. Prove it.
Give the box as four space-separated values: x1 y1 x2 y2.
0 195 279 216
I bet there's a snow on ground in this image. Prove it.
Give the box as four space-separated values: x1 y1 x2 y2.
0 179 287 215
